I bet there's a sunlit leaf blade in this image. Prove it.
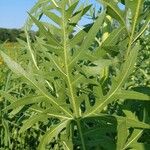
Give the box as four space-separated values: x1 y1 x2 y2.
117 120 128 150
69 28 87 47
116 90 150 101
101 0 126 25
0 51 72 118
69 10 106 65
116 115 150 129
84 43 139 116
79 11 105 51
122 129 143 150
125 0 144 40
133 12 150 43
66 1 79 19
3 95 46 111
82 59 114 76
19 113 49 133
38 120 68 150
0 51 27 76
68 4 92 34
25 27 39 70
101 26 126 47
28 13 61 47
63 141 73 150
43 10 61 26
128 143 150 150
125 0 144 27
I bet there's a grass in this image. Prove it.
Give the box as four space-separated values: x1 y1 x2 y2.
0 42 21 64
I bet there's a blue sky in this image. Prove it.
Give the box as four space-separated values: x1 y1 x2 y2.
0 0 37 29
0 0 124 29
0 0 101 29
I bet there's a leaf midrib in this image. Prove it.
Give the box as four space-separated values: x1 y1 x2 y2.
62 9 79 118
130 0 142 42
126 0 142 56
104 1 127 30
24 73 73 118
122 130 143 150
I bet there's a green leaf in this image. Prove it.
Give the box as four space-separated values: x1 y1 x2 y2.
123 129 143 150
2 119 10 147
82 59 114 76
126 118 150 129
69 10 106 65
38 120 68 150
68 4 92 34
84 43 139 116
102 0 126 25
125 0 144 39
117 120 128 150
0 51 27 76
1 51 72 118
66 1 79 19
25 27 39 70
116 113 150 129
133 12 150 43
28 13 61 47
128 143 150 150
19 113 49 133
43 10 61 26
69 28 87 47
3 95 46 111
116 90 150 101
79 11 105 51
0 90 16 103
101 26 126 47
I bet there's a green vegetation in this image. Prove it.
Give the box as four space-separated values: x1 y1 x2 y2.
0 28 22 43
0 28 37 43
0 0 150 150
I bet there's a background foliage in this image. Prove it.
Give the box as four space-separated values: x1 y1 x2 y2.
0 28 37 43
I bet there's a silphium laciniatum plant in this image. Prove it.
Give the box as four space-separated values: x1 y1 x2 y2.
1 0 150 149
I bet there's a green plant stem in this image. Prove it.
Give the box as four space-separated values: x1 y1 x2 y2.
125 0 143 58
62 9 79 118
76 119 86 150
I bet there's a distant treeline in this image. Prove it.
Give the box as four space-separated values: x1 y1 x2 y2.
0 28 37 43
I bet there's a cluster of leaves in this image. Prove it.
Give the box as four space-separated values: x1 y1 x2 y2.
0 28 23 43
0 28 37 43
0 0 150 150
